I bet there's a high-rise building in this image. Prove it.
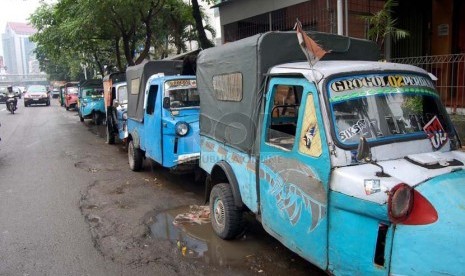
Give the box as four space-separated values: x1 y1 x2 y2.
2 22 37 75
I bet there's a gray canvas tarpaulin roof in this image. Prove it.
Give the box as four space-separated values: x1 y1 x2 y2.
79 79 103 89
126 60 183 122
102 72 126 84
197 31 380 154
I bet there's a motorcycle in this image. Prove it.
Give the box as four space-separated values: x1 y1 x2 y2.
6 94 17 114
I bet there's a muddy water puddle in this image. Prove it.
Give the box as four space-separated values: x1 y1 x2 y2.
150 206 322 274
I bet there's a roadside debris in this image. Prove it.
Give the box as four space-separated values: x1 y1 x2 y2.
173 205 210 226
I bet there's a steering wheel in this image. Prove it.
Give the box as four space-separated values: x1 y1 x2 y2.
171 101 185 108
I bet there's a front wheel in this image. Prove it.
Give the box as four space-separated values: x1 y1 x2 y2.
128 140 143 171
79 114 84 122
210 183 244 240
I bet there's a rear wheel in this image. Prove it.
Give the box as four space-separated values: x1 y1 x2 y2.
66 105 69 111
210 183 244 239
128 140 143 171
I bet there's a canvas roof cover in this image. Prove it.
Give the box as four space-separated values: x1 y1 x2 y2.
126 60 183 122
102 72 126 84
79 79 102 89
197 31 380 154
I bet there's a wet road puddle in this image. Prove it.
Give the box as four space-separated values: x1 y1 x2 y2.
150 205 281 269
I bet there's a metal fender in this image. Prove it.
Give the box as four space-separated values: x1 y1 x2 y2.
208 161 244 209
129 130 141 148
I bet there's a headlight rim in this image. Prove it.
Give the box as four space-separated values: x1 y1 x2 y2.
175 121 189 137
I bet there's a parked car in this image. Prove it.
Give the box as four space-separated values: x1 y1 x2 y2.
0 86 7 103
63 82 79 110
126 60 200 172
77 79 105 124
24 85 50 107
51 88 60 98
103 72 127 144
197 31 465 276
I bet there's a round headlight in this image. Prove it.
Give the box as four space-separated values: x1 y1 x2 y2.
122 112 128 120
175 122 189 136
388 183 413 222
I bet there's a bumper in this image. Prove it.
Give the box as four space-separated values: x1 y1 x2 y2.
390 170 465 275
25 98 49 105
176 153 200 165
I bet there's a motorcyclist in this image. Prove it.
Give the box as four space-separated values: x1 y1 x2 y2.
6 85 18 112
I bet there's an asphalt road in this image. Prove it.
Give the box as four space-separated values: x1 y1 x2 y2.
0 98 153 275
0 98 325 276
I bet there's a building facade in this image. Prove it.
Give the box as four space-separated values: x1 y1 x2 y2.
2 22 38 75
212 0 465 114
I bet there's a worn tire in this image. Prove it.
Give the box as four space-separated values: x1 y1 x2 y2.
210 183 244 240
106 123 115 144
128 140 143 171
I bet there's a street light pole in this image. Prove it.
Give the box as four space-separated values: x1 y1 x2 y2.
337 0 343 35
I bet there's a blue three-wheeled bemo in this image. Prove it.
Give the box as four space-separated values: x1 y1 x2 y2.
126 61 200 172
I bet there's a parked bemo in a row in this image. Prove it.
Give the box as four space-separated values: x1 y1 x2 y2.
106 31 465 275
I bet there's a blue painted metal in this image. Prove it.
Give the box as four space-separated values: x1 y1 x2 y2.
259 77 331 269
78 83 105 119
199 72 465 275
116 108 128 140
390 169 465 276
127 75 199 169
200 136 258 212
79 96 105 118
328 192 392 275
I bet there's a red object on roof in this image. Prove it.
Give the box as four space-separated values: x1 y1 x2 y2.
6 22 37 35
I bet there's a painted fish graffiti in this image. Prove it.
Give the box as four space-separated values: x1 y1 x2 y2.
261 157 326 232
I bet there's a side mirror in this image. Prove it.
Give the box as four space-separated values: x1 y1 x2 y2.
163 97 170 109
356 136 372 162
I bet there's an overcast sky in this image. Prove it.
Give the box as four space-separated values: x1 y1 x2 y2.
0 0 48 55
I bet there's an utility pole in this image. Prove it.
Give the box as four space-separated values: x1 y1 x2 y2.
337 0 343 35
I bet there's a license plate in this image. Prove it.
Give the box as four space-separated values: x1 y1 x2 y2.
33 99 39 101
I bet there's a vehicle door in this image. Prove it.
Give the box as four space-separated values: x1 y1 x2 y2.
144 84 163 163
116 85 128 133
259 77 331 269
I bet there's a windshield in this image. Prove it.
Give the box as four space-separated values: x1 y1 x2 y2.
328 73 452 147
67 87 78 94
164 79 198 109
28 85 47 93
117 85 127 103
82 88 103 97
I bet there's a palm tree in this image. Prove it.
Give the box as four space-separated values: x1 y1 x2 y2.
361 0 409 50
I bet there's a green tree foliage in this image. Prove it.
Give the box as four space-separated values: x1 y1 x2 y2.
30 0 216 81
191 0 214 49
360 0 409 49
